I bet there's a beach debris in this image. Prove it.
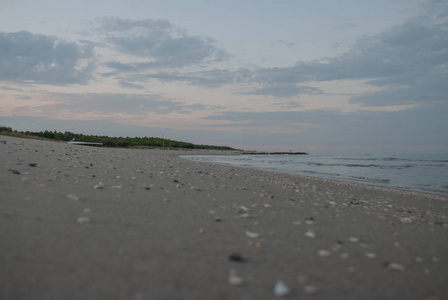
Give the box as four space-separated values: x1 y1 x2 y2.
400 217 413 224
415 257 424 263
228 269 243 286
274 280 291 297
386 262 405 271
93 182 104 189
28 163 37 167
304 285 319 295
214 216 222 222
318 249 332 257
77 216 90 223
8 169 21 174
229 253 247 262
245 231 260 238
348 237 359 243
305 217 315 225
67 194 80 201
305 231 316 238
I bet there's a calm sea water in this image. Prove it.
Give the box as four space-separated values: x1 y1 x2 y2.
181 153 448 195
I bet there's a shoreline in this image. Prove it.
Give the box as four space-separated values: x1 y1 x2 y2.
181 154 448 199
1 136 447 300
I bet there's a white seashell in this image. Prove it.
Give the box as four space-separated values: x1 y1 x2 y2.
228 269 243 286
245 231 260 238
388 263 405 271
348 237 359 243
305 231 316 238
274 280 290 297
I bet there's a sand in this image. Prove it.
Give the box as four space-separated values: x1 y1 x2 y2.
1 136 447 300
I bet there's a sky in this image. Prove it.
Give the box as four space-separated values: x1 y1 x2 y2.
0 0 447 154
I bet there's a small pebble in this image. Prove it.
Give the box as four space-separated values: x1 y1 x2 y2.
348 237 359 243
305 231 316 238
229 253 247 262
318 249 332 257
228 269 243 286
365 252 376 259
77 216 90 223
67 194 80 201
274 281 290 297
304 285 318 295
400 217 413 224
8 169 21 174
245 231 260 238
387 263 405 271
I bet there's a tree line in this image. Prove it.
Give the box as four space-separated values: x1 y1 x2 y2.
0 126 235 150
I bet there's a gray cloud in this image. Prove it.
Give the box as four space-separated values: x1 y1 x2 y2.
248 1 448 104
113 1 447 105
99 17 231 69
0 31 95 85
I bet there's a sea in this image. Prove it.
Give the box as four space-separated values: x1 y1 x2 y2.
181 153 448 196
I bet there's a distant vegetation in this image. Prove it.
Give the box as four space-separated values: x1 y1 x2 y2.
0 126 236 150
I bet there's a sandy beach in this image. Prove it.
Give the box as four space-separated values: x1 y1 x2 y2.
1 136 447 300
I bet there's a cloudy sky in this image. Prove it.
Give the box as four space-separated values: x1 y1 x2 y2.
1 0 447 153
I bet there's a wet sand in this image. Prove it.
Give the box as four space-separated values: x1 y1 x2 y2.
1 136 447 300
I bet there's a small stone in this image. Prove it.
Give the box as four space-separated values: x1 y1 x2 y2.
415 257 424 263
67 194 80 201
304 285 318 295
400 217 413 224
8 169 21 174
28 163 37 167
93 183 104 189
77 216 90 223
228 269 243 286
387 262 405 271
365 252 376 259
229 253 247 262
245 231 260 238
274 281 290 297
318 249 331 257
305 231 316 238
348 237 359 243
